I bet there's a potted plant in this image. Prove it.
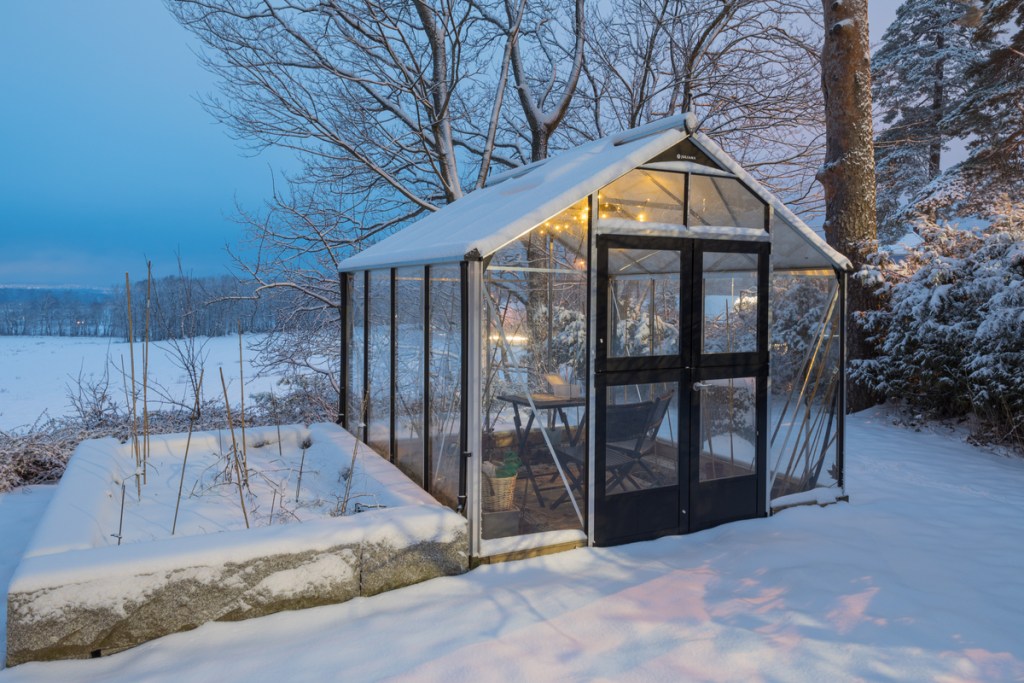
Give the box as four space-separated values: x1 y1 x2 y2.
481 451 521 537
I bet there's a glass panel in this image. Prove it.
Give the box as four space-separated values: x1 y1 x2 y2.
429 264 462 509
366 269 391 456
688 175 766 230
698 376 757 481
598 169 685 224
604 382 679 496
346 272 365 437
395 267 425 485
482 199 589 538
608 249 680 358
769 272 841 498
702 252 758 354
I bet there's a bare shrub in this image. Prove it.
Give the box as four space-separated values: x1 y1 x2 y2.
0 378 338 494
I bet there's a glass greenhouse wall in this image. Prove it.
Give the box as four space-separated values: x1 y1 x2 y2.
339 122 849 556
768 269 844 499
342 265 465 511
429 265 463 509
482 199 590 539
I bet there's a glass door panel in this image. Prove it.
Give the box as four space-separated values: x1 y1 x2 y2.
696 376 757 481
701 251 759 355
607 248 680 358
689 240 768 532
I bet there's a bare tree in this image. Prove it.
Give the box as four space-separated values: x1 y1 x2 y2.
819 0 878 411
573 0 826 211
170 0 841 400
168 0 482 393
471 0 586 162
168 0 588 386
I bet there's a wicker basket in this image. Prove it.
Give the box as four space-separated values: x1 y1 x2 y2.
483 472 517 512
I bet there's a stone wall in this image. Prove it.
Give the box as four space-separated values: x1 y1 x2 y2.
5 424 469 667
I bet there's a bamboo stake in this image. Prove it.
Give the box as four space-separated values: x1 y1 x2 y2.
271 390 283 458
172 369 204 536
219 367 250 529
295 445 307 502
125 273 141 497
770 290 839 483
779 316 839 488
113 482 126 546
338 439 360 516
118 355 132 438
237 320 249 486
142 262 152 485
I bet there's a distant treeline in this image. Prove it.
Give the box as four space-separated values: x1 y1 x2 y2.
0 275 291 340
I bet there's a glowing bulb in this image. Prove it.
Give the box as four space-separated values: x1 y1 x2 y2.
638 213 647 222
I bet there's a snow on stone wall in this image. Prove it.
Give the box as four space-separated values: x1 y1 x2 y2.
5 423 468 666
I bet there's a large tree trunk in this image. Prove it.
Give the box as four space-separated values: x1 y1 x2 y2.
818 0 879 412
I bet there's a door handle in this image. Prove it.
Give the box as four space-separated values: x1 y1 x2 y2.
692 381 713 392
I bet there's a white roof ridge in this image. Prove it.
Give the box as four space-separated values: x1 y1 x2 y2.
611 113 690 146
483 113 690 188
483 157 550 188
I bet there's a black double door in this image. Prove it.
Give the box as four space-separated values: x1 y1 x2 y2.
593 235 769 546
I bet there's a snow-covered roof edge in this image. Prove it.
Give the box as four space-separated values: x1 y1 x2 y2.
338 116 851 273
688 132 853 272
338 115 692 272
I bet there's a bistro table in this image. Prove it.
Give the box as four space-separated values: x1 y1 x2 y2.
495 393 586 508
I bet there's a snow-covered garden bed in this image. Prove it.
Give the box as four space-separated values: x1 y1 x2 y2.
5 423 468 666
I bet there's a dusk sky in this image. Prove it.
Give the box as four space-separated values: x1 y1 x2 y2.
0 1 294 288
0 2 897 289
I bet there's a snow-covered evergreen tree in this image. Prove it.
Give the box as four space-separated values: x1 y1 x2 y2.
854 198 1024 445
871 0 979 244
944 0 1024 201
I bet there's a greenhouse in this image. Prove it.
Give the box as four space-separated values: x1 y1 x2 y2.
338 114 851 561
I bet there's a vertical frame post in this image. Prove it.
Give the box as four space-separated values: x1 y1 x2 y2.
339 271 348 427
361 270 370 444
458 260 470 513
389 268 398 463
836 268 847 492
586 192 597 544
682 172 691 227
465 259 484 556
423 265 432 491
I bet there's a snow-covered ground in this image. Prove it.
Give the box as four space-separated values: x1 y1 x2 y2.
0 486 53 672
0 335 280 432
41 424 389 549
2 408 1023 681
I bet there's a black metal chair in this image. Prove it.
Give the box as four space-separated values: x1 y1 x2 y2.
551 390 674 503
604 390 674 492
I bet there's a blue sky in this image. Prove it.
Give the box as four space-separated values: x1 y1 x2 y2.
0 2 897 289
0 1 293 288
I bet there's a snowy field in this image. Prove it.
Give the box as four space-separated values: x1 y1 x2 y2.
0 335 281 432
2 408 1022 681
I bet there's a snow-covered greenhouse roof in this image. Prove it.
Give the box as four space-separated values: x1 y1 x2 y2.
338 115 851 273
